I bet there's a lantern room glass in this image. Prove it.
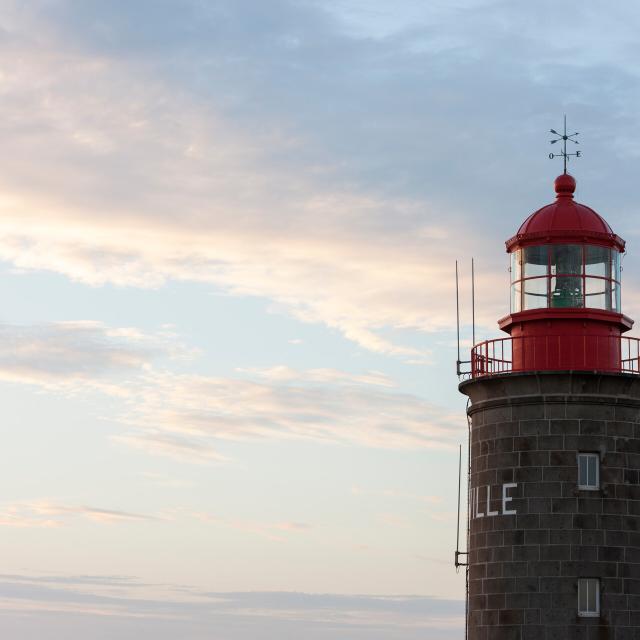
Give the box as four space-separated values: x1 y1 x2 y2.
510 245 621 313
524 245 548 277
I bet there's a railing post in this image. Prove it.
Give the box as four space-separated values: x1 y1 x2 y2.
484 340 489 375
617 336 621 373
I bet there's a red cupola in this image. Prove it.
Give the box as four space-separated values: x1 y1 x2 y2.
493 174 633 373
506 174 625 253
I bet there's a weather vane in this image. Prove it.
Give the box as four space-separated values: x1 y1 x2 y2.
549 115 581 174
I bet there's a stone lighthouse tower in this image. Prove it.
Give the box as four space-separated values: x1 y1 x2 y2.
459 171 640 639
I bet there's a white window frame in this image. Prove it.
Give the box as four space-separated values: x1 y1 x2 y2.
578 578 600 617
577 453 600 490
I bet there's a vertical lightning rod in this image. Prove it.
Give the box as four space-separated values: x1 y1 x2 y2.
456 261 461 375
454 442 468 569
471 258 476 348
456 443 462 555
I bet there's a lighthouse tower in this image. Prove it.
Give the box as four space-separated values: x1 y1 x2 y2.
459 172 640 639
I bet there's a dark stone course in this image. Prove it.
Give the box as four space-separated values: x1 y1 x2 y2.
538 435 564 450
550 418 579 434
459 372 640 640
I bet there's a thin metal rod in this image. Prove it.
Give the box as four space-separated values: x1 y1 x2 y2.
471 258 476 347
456 443 462 554
563 114 567 174
456 261 461 373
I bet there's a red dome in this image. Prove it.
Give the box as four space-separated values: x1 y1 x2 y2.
505 174 625 252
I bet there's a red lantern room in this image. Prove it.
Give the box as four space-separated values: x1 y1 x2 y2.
472 173 636 375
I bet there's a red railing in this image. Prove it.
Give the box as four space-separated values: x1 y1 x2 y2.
470 335 640 378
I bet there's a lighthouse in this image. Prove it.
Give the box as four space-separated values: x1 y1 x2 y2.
459 168 640 638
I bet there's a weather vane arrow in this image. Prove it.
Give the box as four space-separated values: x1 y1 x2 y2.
549 115 581 174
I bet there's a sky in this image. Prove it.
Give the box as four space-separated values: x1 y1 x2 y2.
3 1 640 638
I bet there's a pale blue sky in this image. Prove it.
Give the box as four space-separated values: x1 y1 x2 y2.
2 1 640 637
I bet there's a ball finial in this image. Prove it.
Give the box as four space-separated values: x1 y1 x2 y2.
554 173 576 198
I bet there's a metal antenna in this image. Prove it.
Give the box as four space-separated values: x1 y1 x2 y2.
456 261 461 375
455 260 472 378
456 443 462 558
471 258 476 348
454 442 468 569
549 114 581 174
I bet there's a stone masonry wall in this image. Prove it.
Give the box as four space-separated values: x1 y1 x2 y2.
459 372 640 640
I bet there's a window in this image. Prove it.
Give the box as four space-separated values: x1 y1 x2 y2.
511 249 522 281
611 250 621 283
509 244 622 313
578 453 599 490
523 245 548 278
611 281 621 311
550 275 583 308
585 245 610 277
578 578 600 617
585 277 612 311
523 277 548 309
551 244 582 276
511 281 522 313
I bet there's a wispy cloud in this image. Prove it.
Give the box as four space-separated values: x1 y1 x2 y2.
0 0 525 359
0 501 157 528
114 430 228 464
0 321 461 462
0 1 638 360
236 366 396 387
0 501 316 543
113 368 460 462
0 322 189 389
0 572 464 639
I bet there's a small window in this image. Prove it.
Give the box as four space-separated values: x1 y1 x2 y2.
550 275 584 308
511 281 522 313
611 281 621 312
611 250 621 283
578 578 600 617
585 245 610 278
551 244 582 276
585 277 612 311
523 245 548 278
511 249 522 282
523 277 548 310
578 453 599 490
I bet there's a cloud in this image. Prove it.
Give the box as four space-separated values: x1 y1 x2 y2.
0 0 630 306
236 365 396 387
113 367 460 462
0 501 157 527
0 321 188 388
0 501 311 542
0 0 538 358
0 572 464 640
114 430 228 464
12 0 640 351
0 321 460 462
